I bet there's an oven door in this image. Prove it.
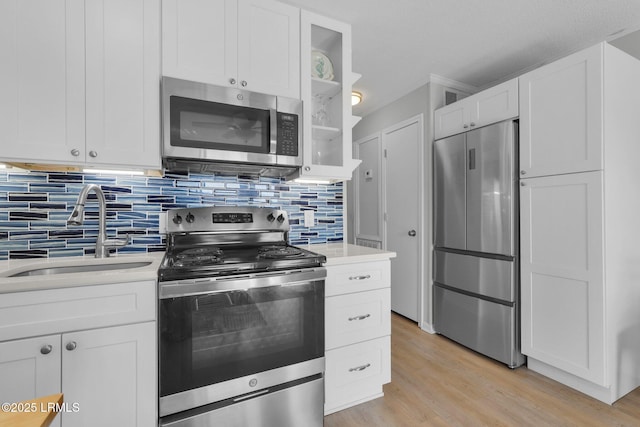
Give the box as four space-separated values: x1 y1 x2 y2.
158 268 325 417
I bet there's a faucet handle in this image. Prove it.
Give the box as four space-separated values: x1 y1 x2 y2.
104 234 130 249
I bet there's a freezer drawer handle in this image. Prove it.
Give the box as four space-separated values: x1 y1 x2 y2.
348 313 371 321
349 363 371 372
349 275 371 281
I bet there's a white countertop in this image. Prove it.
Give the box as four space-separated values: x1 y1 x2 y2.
303 243 396 266
0 252 164 294
0 242 394 294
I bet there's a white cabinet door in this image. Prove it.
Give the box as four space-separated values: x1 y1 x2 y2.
434 78 518 140
162 0 299 98
470 78 518 128
61 322 156 427
162 0 237 86
0 336 61 416
237 0 300 98
85 0 161 169
519 44 603 178
0 0 85 164
434 100 468 140
520 171 605 386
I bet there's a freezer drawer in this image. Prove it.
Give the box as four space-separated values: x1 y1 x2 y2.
434 250 515 302
433 284 524 367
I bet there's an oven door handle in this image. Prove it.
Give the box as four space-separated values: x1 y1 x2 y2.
159 268 326 299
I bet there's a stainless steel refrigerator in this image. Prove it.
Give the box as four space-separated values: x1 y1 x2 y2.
433 119 525 368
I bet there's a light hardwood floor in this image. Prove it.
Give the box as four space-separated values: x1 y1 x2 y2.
324 313 640 426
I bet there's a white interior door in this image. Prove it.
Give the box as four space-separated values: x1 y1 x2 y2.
383 115 423 321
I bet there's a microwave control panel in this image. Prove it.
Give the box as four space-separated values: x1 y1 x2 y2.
276 113 299 156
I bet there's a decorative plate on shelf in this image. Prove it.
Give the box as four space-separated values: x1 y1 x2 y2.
311 51 334 81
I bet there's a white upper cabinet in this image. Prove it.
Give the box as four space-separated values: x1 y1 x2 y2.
434 78 518 140
0 0 161 170
519 44 603 178
85 0 161 169
162 0 300 99
293 11 361 182
0 0 85 165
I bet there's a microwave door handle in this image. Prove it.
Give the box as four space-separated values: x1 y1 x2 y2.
269 109 278 154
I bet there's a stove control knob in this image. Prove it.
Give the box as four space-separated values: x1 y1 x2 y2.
172 214 182 225
277 214 285 223
267 213 276 222
186 212 195 223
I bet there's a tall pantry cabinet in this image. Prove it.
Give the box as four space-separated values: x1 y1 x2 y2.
519 42 640 404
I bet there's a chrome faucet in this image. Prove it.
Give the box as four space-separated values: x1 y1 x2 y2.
67 184 129 258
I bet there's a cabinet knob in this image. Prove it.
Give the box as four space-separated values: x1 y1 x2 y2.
304 166 311 171
89 151 98 158
408 229 416 237
70 149 80 157
229 78 236 85
520 170 526 175
66 341 77 351
463 124 469 129
470 122 476 127
40 344 53 355
241 80 248 87
521 182 526 187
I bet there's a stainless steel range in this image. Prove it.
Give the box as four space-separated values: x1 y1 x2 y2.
157 206 326 427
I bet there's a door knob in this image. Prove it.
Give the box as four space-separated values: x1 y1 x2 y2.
408 230 416 237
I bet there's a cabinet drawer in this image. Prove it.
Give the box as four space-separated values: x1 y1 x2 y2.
326 288 390 350
325 261 390 296
0 281 155 342
325 336 391 413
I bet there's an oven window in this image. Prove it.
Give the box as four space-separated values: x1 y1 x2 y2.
170 96 270 153
159 280 324 397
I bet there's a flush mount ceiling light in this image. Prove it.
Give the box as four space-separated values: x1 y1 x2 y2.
351 91 362 106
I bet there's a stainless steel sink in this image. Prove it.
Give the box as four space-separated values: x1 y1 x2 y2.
8 261 153 277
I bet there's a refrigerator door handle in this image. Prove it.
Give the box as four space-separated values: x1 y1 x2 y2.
469 148 476 170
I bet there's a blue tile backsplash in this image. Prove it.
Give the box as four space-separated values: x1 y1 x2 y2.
0 170 343 260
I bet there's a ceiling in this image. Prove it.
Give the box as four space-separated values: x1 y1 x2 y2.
279 0 640 116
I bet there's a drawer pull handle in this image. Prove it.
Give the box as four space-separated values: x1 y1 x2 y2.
349 275 371 281
348 314 371 321
349 363 371 372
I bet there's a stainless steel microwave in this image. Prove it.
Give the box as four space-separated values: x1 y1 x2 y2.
161 76 302 177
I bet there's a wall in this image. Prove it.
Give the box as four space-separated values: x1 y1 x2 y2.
348 78 471 332
0 169 343 260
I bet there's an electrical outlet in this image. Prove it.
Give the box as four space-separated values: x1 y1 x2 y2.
304 210 315 227
158 211 167 234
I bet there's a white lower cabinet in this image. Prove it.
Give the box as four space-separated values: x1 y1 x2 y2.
0 281 156 426
324 260 391 415
62 322 155 427
0 335 61 426
520 172 605 385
